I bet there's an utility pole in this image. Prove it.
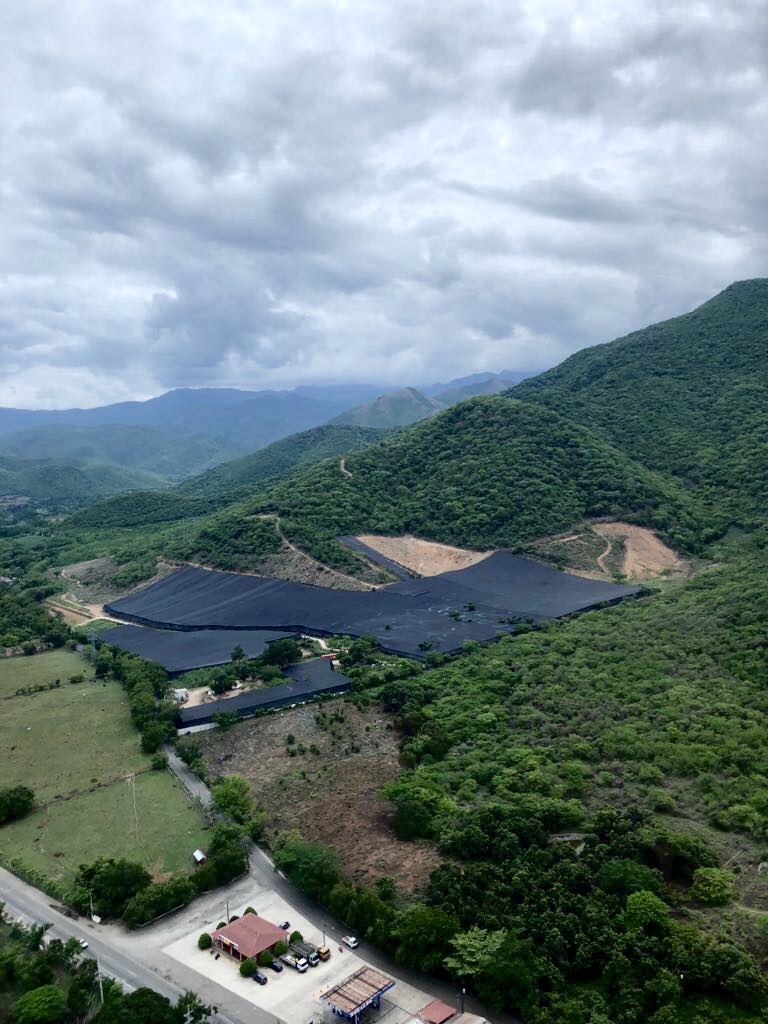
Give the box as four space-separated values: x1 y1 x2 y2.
95 961 104 1006
88 629 97 665
225 897 230 922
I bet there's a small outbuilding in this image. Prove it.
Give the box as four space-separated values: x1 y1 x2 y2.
192 849 206 865
320 966 395 1022
420 1000 456 1024
210 913 286 962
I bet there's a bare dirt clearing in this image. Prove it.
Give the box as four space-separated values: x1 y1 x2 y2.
592 522 687 580
356 534 493 576
196 700 441 892
535 522 690 582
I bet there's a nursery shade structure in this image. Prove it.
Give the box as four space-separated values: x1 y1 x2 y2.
106 553 641 658
99 624 293 675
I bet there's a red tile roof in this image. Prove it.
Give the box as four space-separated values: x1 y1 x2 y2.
211 913 286 959
420 999 456 1024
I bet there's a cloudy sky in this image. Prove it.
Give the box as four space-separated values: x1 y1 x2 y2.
2 0 766 408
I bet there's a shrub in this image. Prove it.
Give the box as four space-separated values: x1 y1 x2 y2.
691 867 732 905
243 906 256 915
257 950 273 967
239 957 257 977
198 933 212 950
0 784 35 825
274 940 288 956
150 752 168 771
289 930 303 944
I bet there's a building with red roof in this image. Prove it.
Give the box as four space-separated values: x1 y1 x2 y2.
211 913 286 962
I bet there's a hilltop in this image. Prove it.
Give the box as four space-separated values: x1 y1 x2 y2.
517 278 768 527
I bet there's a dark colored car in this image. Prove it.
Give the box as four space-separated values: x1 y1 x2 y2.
280 921 290 930
252 971 268 986
268 960 283 973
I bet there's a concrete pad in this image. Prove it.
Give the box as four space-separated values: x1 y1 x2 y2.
164 893 434 1024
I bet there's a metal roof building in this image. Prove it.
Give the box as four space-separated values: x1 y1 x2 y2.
320 966 395 1022
177 657 351 729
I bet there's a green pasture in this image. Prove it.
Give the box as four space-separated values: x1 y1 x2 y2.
0 770 209 884
0 676 146 801
0 648 93 699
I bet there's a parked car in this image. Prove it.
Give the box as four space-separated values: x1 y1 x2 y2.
78 939 89 950
268 959 283 973
342 935 358 949
279 920 290 930
252 971 268 986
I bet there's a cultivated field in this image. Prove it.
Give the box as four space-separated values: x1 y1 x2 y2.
196 699 441 892
1 649 209 882
0 771 209 884
0 648 93 699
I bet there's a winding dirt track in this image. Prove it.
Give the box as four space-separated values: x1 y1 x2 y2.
592 522 684 580
339 457 352 478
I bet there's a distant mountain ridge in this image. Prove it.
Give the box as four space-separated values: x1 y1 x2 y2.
0 424 240 483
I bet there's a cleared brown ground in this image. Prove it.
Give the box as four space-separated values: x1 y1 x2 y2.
592 522 686 580
356 534 493 576
196 700 441 893
534 521 690 582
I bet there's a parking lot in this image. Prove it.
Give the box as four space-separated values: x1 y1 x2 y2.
164 887 433 1024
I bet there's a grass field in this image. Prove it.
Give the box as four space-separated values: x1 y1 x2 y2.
0 648 94 699
2 649 209 883
0 677 146 801
0 771 210 884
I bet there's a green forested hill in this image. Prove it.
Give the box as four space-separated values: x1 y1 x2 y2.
517 279 768 526
331 387 444 428
0 424 240 483
0 455 158 510
251 395 704 569
177 423 386 499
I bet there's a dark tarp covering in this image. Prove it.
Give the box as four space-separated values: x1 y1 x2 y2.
106 552 641 658
99 624 293 675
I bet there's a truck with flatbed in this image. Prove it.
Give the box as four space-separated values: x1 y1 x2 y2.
280 951 308 973
290 940 319 967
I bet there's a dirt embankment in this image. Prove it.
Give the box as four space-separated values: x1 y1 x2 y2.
356 534 493 577
196 700 441 893
592 522 686 580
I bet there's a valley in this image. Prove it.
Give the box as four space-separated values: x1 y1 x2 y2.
1 280 767 1024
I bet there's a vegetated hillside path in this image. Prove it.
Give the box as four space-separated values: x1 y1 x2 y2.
262 513 378 591
339 457 352 478
592 522 685 579
595 535 613 574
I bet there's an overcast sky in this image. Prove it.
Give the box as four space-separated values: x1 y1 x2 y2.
2 0 766 408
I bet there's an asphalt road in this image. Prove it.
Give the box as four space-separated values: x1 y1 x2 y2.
0 866 254 1024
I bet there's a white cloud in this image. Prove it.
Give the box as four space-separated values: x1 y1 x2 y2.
0 0 765 406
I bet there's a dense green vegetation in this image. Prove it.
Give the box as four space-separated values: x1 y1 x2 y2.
70 492 216 529
0 424 239 484
178 423 386 500
517 279 768 529
0 454 158 511
256 397 704 566
272 543 768 1022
